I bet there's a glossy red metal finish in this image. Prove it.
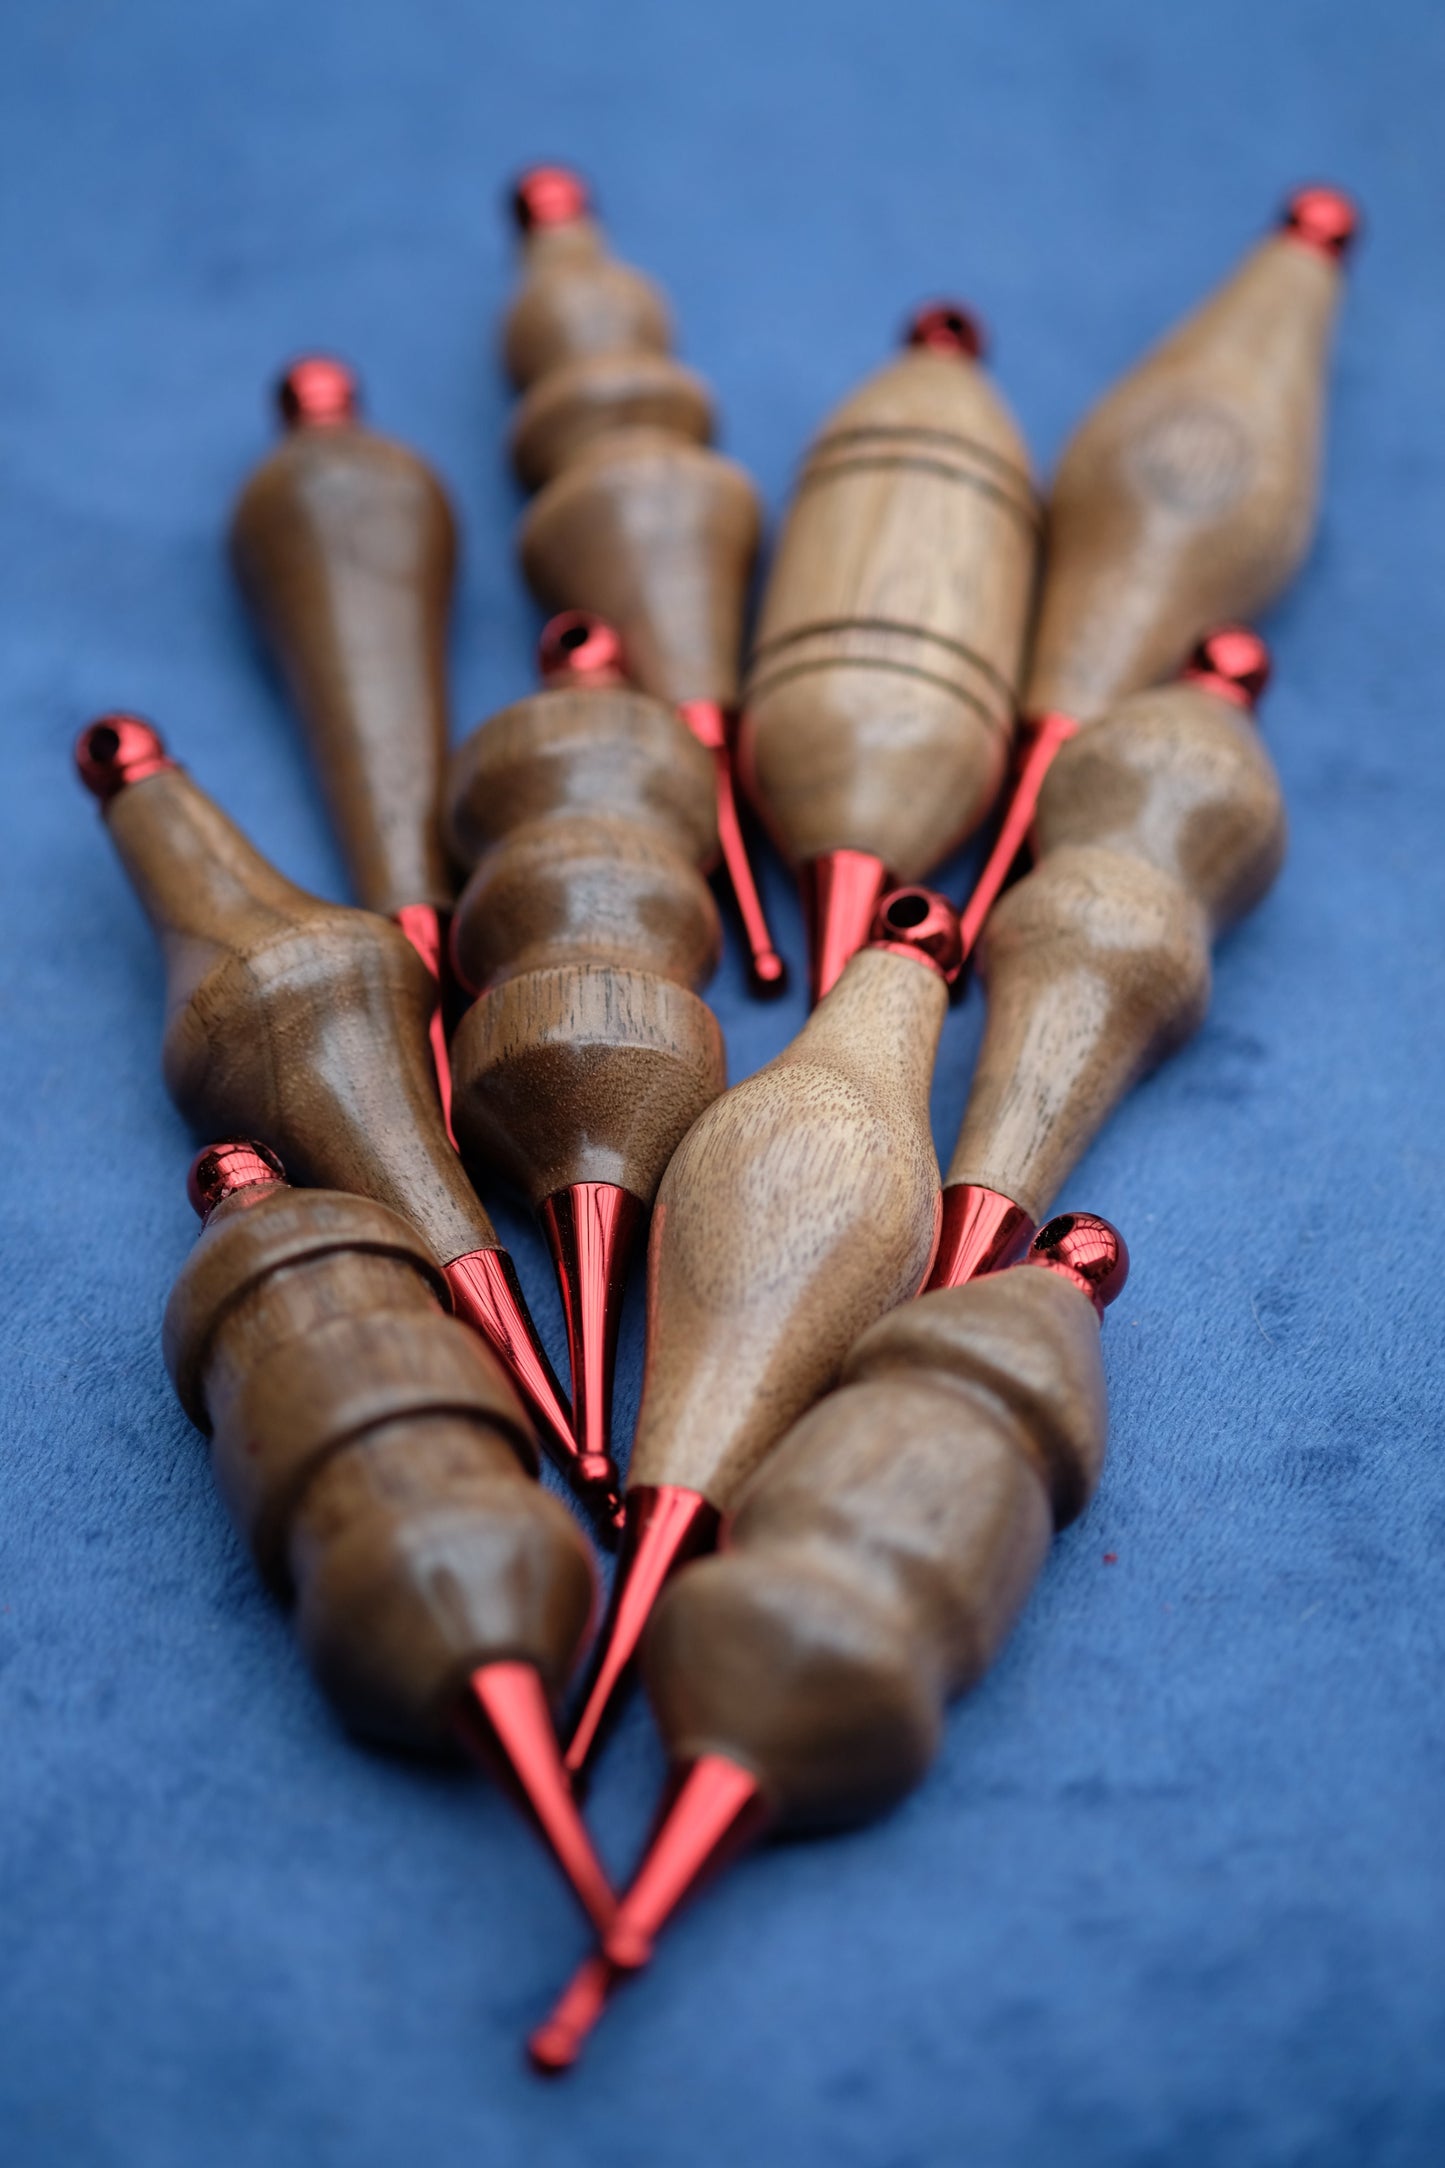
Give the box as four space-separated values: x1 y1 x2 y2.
1181 626 1271 712
1024 1212 1129 1318
529 1754 772 2071
680 700 787 998
443 1248 620 1522
276 355 358 431
186 1140 286 1224
537 611 627 688
802 847 891 1004
74 715 177 803
957 710 1080 960
392 901 456 1146
538 1182 642 1500
564 1484 721 1778
867 886 964 988
512 165 591 230
905 301 986 361
924 1182 1035 1291
1281 185 1359 263
460 1661 616 1935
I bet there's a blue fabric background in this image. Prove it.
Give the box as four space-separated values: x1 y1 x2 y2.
1 2 1441 2162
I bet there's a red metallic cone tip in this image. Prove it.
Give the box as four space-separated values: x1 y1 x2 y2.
869 887 964 987
925 1183 1035 1290
462 1662 616 1936
75 714 176 802
392 902 455 1143
513 165 591 231
906 301 987 361
681 702 787 998
187 1140 286 1224
957 710 1081 961
277 355 359 430
803 849 891 1003
1182 626 1271 711
528 1755 771 2072
564 1486 721 1779
443 1249 622 1528
1281 185 1359 262
539 1183 644 1504
538 612 627 688
1025 1212 1129 1318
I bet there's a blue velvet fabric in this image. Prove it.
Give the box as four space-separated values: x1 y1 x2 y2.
2 1 1442 2160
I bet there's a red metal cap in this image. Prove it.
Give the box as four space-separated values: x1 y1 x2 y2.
512 166 591 231
925 1183 1035 1290
276 355 359 430
74 714 177 802
1024 1212 1129 1317
906 302 987 361
1182 626 1271 711
802 848 891 1003
868 887 964 987
1280 185 1359 263
460 1661 616 1935
537 612 627 689
186 1141 286 1225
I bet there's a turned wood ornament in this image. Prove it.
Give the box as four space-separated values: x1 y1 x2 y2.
931 629 1286 1287
564 889 962 1778
74 714 601 1514
163 1141 611 1928
504 167 782 992
445 611 726 1487
739 304 1040 998
531 1214 1126 2066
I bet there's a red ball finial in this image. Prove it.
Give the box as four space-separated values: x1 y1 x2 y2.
537 612 627 688
869 887 965 987
277 356 359 431
1281 185 1359 263
1026 1213 1129 1316
186 1140 287 1225
1182 625 1272 711
74 714 175 802
906 302 987 362
512 166 591 231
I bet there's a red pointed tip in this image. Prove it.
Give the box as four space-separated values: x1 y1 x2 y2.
564 1486 720 1779
462 1663 616 1935
539 1184 644 1502
276 355 358 430
1281 184 1359 263
444 1250 622 1525
925 1183 1035 1290
802 850 891 1003
75 714 176 803
679 702 788 999
1181 626 1271 712
392 903 456 1143
526 1756 770 2073
957 711 1079 961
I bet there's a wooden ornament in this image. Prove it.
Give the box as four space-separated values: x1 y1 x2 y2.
504 167 782 992
739 304 1040 997
74 715 597 1512
163 1142 612 1928
445 613 727 1483
1026 188 1356 726
934 643 1285 1277
564 891 961 1777
530 1215 1125 2066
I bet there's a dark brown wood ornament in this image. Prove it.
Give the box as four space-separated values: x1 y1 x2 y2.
163 1142 612 1929
444 614 727 1479
529 1215 1125 2066
74 715 598 1515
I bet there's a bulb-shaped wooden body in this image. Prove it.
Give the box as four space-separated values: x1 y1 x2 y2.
644 1264 1106 1826
230 419 456 919
946 680 1286 1220
446 680 725 1207
163 1183 595 1750
505 208 761 709
629 946 947 1513
1028 226 1347 722
101 764 497 1267
740 342 1038 877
